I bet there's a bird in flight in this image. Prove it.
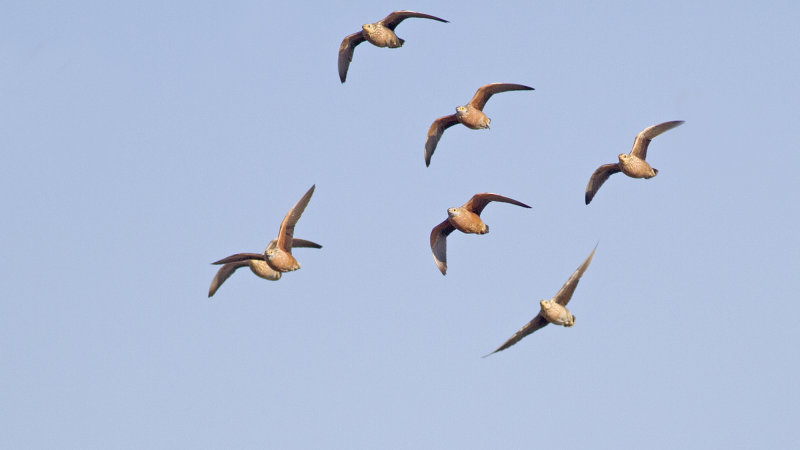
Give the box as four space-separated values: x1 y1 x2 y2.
208 238 322 298
425 82 534 166
430 193 531 275
207 185 318 297
338 10 448 83
485 245 597 356
585 121 684 204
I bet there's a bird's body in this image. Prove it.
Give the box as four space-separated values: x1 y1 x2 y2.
539 299 575 327
447 207 489 234
425 83 534 166
584 120 684 204
456 104 491 130
247 259 282 281
618 153 657 178
265 246 302 272
361 23 404 48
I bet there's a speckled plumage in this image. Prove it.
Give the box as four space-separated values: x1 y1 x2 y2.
361 23 403 48
585 121 684 204
486 245 597 356
430 193 531 275
338 10 448 83
425 83 534 166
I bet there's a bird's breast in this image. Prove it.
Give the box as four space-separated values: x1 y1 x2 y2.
364 26 401 47
542 302 571 325
449 211 488 234
620 156 656 178
249 260 282 281
459 108 490 129
265 250 301 273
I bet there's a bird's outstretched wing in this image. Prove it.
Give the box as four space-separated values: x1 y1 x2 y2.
425 114 460 166
276 185 316 252
430 219 456 275
291 239 323 249
630 120 684 160
338 32 366 83
485 315 549 356
553 245 597 306
463 193 531 216
468 83 534 111
211 253 265 265
208 261 249 297
379 10 449 30
584 164 621 205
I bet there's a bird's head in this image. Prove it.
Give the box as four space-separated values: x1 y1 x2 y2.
618 153 629 162
447 207 460 218
455 105 468 117
265 248 278 261
362 23 374 32
540 300 552 310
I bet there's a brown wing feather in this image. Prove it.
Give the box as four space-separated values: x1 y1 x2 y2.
468 83 534 111
291 239 322 249
379 10 449 30
266 238 321 252
485 315 549 356
211 253 265 265
630 120 684 160
553 245 597 306
338 31 366 83
276 185 315 253
463 193 532 216
208 261 249 297
425 114 459 167
430 219 456 275
585 163 621 205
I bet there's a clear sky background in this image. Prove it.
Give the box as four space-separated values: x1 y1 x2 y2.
2 1 799 448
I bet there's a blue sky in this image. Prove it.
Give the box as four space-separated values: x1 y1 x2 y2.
2 1 799 448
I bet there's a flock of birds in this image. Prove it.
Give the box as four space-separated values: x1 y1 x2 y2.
208 10 685 356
